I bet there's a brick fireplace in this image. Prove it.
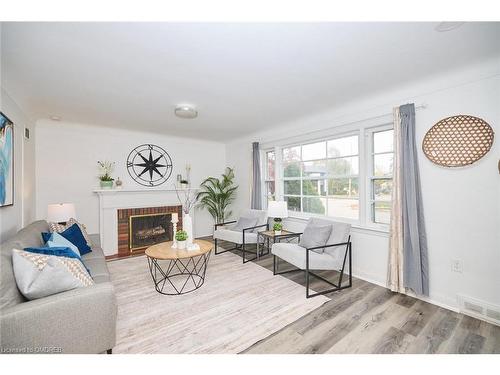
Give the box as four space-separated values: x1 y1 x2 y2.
117 205 183 256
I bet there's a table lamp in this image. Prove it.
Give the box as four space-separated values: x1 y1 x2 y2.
267 201 288 234
47 203 76 224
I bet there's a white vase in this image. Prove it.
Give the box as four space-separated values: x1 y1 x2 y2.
177 240 186 250
183 213 194 248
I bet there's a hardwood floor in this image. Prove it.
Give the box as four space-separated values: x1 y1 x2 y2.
207 238 500 354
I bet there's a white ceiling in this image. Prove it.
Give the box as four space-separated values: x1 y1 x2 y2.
2 22 500 141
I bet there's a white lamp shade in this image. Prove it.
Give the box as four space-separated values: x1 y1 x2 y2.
47 203 76 223
267 201 288 219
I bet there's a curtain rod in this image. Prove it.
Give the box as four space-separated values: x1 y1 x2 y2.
260 103 427 147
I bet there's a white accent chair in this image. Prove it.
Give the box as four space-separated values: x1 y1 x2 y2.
213 209 269 263
271 218 352 298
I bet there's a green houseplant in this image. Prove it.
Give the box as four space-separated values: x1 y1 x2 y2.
197 167 238 224
97 160 115 189
175 230 188 249
273 222 283 233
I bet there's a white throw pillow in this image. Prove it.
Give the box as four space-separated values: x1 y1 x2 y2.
232 217 259 232
12 249 94 300
299 224 333 253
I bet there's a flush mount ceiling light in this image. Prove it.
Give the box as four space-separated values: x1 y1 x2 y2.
50 115 61 121
434 22 465 32
174 105 198 119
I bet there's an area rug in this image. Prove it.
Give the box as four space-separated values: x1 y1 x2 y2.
108 251 329 353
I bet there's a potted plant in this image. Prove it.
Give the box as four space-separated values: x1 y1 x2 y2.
98 160 115 189
197 167 238 225
175 230 188 250
273 222 283 235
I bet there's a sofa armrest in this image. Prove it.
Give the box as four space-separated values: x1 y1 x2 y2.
0 282 117 354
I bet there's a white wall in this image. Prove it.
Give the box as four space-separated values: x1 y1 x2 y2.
225 57 500 311
0 88 36 242
35 120 226 241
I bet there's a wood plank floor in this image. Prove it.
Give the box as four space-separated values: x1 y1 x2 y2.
207 238 500 354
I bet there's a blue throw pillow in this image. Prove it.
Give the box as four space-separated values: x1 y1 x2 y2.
41 232 52 243
42 224 92 256
24 246 82 261
44 232 81 257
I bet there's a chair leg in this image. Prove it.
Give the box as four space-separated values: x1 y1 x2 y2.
349 242 352 287
214 238 219 255
305 250 310 298
106 349 112 354
305 243 353 298
273 255 277 275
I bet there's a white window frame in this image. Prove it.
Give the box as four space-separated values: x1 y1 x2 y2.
280 131 362 225
260 121 393 232
364 123 394 231
262 148 277 207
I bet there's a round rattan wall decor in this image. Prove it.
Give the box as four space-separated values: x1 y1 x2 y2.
422 115 494 167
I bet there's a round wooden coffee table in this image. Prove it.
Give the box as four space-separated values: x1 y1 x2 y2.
145 240 213 295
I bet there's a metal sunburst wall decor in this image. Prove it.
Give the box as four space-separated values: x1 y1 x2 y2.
422 115 494 167
127 144 173 187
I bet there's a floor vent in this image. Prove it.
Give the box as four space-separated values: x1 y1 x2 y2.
457 295 500 326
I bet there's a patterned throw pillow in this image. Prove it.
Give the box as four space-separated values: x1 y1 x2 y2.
12 249 94 300
48 218 93 247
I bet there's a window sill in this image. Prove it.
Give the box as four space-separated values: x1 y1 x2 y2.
285 214 390 237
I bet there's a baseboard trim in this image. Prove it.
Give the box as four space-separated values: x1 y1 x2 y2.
351 269 460 313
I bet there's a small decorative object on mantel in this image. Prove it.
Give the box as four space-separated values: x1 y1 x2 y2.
174 184 199 251
422 115 494 167
126 144 173 187
97 160 115 189
115 177 123 189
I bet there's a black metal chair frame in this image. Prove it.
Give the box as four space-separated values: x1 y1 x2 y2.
273 235 352 298
214 220 269 263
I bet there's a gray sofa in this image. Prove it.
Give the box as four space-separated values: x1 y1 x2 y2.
0 220 117 354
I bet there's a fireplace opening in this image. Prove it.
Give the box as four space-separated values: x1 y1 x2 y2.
129 213 172 252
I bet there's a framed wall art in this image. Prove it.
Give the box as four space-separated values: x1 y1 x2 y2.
0 111 14 207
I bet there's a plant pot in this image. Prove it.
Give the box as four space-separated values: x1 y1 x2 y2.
100 180 114 189
177 240 186 250
274 230 282 235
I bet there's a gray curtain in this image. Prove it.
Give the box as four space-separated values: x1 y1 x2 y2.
400 103 429 296
251 142 262 210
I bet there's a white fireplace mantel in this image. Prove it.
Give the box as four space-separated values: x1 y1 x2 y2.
93 188 198 256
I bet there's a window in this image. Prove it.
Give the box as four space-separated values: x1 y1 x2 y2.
370 129 394 224
265 123 393 230
264 150 276 202
282 134 359 220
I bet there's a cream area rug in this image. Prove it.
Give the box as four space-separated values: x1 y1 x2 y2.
108 251 329 354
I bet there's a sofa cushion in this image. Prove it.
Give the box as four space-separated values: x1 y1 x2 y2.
81 245 105 261
12 249 94 300
271 242 340 270
83 257 110 282
0 220 49 309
